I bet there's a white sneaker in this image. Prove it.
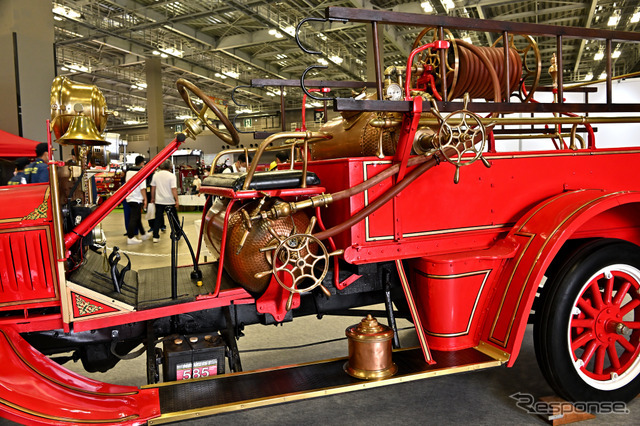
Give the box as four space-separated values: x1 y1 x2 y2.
140 233 151 241
153 238 160 243
127 237 142 245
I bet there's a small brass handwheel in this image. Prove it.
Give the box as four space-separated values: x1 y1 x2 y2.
433 94 491 183
256 216 342 311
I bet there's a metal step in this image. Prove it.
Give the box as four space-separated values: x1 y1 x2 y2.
148 346 504 425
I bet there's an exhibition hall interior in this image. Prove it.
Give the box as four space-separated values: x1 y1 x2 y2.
2 1 640 425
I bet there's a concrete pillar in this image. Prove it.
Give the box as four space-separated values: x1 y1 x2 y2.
146 57 165 155
0 0 55 141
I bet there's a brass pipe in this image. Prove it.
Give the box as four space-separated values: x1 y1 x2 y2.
564 70 640 90
419 115 640 127
49 163 66 261
242 131 330 190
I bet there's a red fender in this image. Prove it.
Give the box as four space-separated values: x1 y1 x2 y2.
0 325 160 425
481 189 640 366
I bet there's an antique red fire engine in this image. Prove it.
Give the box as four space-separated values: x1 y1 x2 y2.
2 6 640 425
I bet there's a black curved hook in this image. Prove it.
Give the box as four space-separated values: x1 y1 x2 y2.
301 65 336 101
295 17 348 55
231 85 252 107
232 112 257 134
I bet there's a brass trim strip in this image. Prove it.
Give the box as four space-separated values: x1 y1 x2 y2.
0 396 138 424
489 191 625 347
474 341 510 363
148 355 502 425
517 190 585 232
419 270 491 337
488 232 534 346
363 160 393 242
0 328 138 397
395 260 432 362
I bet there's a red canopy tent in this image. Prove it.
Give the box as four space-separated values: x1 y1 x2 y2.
0 129 41 158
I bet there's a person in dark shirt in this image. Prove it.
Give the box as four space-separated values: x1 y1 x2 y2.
25 143 50 183
8 157 29 185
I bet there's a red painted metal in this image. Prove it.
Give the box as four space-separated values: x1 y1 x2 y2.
404 40 450 100
482 189 640 366
0 325 160 425
570 267 640 381
72 287 253 332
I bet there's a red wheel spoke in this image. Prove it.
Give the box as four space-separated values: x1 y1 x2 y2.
604 275 615 304
623 321 640 329
607 341 621 370
577 298 598 317
571 331 595 351
621 298 640 316
594 345 606 375
613 282 631 306
589 280 604 309
580 340 598 365
616 334 636 352
571 319 594 329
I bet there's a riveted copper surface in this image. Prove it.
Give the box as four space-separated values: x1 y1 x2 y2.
309 112 399 160
204 198 311 294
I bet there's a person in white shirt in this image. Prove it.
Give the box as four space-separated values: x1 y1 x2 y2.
125 156 149 245
222 154 251 173
150 160 179 242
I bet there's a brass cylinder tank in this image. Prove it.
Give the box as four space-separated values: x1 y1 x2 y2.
344 315 397 380
309 112 398 160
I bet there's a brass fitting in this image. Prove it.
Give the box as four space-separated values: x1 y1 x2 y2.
254 194 334 221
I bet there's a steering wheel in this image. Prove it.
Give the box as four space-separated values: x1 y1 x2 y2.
176 78 240 145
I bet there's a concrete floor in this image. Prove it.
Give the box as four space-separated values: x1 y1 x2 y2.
9 209 640 425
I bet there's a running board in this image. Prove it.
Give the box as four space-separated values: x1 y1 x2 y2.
148 346 504 424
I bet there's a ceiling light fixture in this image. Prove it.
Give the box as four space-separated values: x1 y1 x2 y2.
268 29 283 38
317 58 328 66
593 49 604 61
223 70 240 79
599 71 608 80
52 4 81 20
421 2 433 13
632 11 640 23
329 55 343 65
608 10 621 27
159 46 183 58
584 72 593 81
612 50 621 58
442 0 455 12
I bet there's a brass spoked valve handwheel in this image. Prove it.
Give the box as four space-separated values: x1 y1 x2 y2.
176 78 240 145
433 93 491 183
257 216 343 311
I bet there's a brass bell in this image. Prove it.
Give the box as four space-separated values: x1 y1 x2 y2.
344 314 397 380
57 113 107 146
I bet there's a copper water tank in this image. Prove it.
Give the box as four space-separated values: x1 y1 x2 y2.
344 315 397 380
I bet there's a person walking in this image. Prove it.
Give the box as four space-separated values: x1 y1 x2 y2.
8 157 29 185
150 160 179 242
125 156 150 245
25 143 50 183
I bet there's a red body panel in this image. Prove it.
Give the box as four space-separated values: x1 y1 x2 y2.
310 149 640 352
482 189 640 365
0 326 160 425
